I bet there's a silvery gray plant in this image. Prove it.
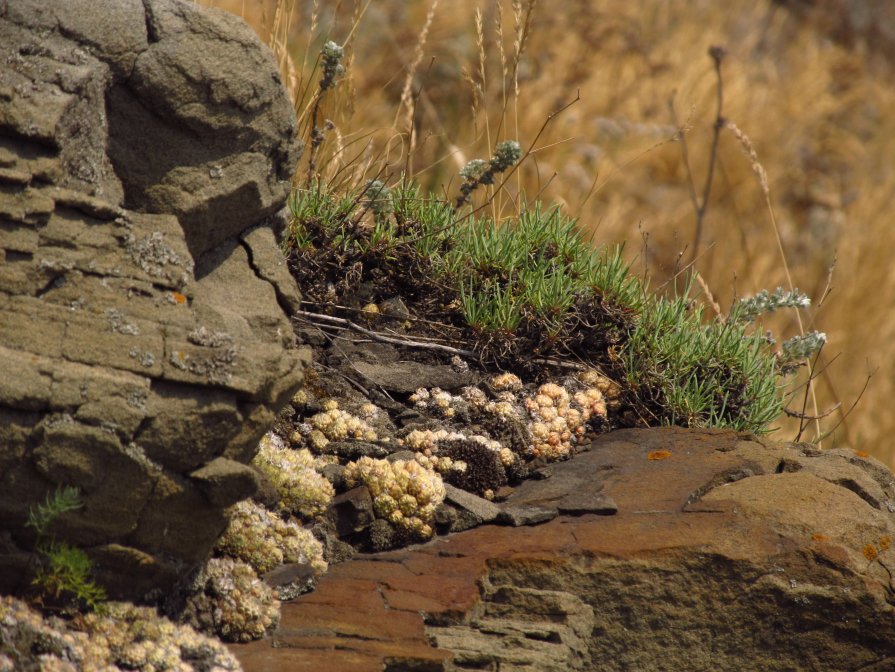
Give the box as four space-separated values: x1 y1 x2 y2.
455 140 522 208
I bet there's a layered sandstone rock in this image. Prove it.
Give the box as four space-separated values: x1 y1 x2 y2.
232 428 895 671
0 0 308 600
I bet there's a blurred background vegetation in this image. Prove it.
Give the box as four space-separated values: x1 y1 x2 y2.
199 0 895 466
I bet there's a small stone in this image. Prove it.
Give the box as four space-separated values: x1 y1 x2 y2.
444 483 501 523
262 563 317 601
379 296 410 320
556 491 618 516
327 486 376 537
387 450 419 463
496 505 558 527
189 457 260 507
492 486 515 502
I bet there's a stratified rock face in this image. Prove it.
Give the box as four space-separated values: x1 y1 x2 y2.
0 0 308 600
231 428 895 672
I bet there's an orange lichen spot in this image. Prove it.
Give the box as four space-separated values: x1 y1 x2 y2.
171 291 187 305
810 533 829 543
863 543 879 562
854 450 870 459
647 450 672 461
177 351 186 362
880 536 892 551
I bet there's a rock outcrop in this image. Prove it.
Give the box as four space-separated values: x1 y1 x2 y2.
0 0 308 600
232 427 895 671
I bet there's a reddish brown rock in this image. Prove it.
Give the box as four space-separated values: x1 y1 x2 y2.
230 427 895 671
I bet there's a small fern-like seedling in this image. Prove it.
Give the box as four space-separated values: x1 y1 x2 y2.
26 485 82 536
26 486 107 613
32 541 107 613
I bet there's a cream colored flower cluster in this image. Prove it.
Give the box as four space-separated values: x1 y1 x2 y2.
472 376 526 421
305 399 377 450
463 382 524 422
402 427 467 454
577 369 622 407
402 428 513 468
252 432 334 517
0 596 240 671
82 602 242 670
358 402 380 421
523 381 607 460
411 378 527 425
414 452 466 476
216 500 327 576
460 385 489 408
490 372 524 392
409 387 460 418
343 457 445 538
182 558 280 643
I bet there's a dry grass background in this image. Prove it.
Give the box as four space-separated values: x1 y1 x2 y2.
200 0 895 465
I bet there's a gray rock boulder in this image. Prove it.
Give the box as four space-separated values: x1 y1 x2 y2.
0 0 308 601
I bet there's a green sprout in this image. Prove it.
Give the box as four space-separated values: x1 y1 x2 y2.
26 485 82 536
26 486 107 612
623 285 783 431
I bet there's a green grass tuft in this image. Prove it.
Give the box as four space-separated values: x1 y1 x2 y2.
285 181 806 434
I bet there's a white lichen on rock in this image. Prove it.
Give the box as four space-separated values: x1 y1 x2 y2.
181 557 280 643
216 499 327 576
252 432 334 517
343 456 445 539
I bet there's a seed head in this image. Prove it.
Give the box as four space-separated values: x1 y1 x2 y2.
320 41 345 91
490 140 522 172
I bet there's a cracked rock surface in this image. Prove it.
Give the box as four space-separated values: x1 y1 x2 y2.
0 0 308 601
232 427 895 671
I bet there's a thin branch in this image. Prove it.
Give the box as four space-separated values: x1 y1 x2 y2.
783 403 841 421
654 241 717 292
668 93 700 220
815 255 837 309
689 45 726 266
578 120 687 212
295 310 477 358
814 366 876 445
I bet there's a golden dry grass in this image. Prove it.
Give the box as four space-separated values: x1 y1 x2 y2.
200 0 895 466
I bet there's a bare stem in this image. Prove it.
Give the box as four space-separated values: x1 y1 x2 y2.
690 45 726 266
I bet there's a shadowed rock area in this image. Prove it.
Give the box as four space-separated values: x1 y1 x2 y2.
232 427 895 671
0 0 308 600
